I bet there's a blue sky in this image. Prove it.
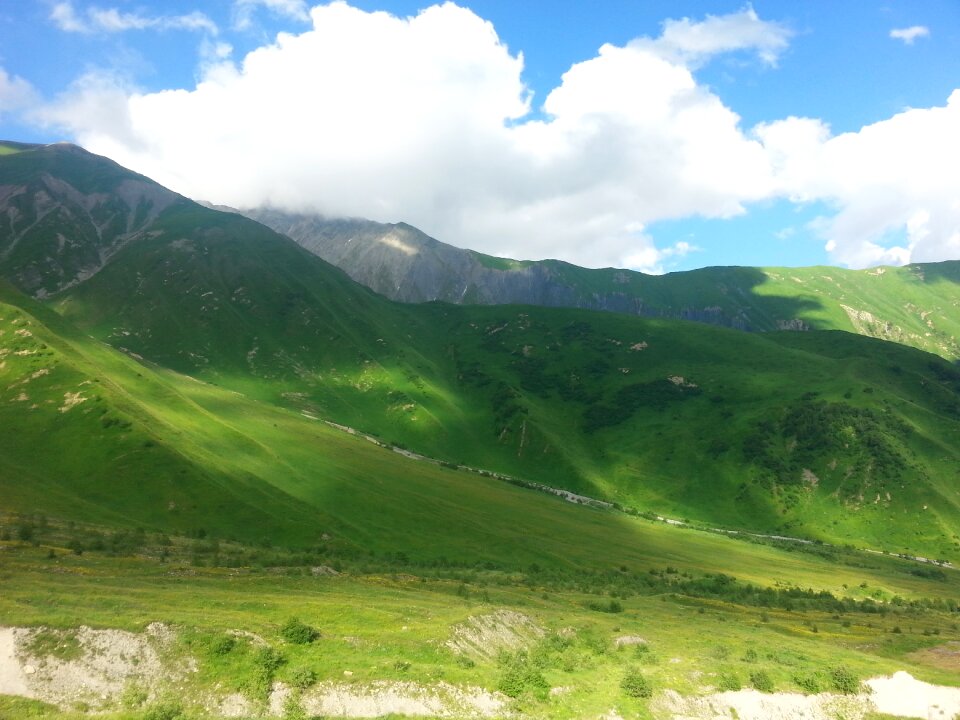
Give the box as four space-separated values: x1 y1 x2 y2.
0 1 958 273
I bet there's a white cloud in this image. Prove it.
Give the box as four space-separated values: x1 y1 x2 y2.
639 5 792 67
50 1 217 35
890 26 930 45
34 2 959 271
0 68 38 117
233 0 310 30
38 3 785 270
755 91 960 267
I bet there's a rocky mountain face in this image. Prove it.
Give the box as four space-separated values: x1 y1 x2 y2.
245 209 757 325
0 143 182 297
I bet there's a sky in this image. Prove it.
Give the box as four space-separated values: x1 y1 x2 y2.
0 1 958 273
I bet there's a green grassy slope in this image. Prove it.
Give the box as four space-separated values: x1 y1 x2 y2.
50 219 960 561
3 280 960 599
537 260 960 360
2 142 958 561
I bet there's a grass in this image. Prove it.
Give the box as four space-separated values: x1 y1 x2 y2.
1 535 958 719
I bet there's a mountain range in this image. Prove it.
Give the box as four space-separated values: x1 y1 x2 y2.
2 140 959 564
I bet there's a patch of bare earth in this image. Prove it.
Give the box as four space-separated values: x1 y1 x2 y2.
653 672 960 720
0 623 188 711
269 680 506 718
446 609 545 661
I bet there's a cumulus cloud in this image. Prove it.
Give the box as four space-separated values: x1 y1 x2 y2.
34 2 959 271
890 26 930 45
50 1 218 35
756 91 960 267
38 3 787 271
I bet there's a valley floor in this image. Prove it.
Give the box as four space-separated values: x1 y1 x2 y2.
1 520 959 720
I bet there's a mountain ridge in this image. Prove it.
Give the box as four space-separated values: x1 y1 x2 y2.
246 207 960 361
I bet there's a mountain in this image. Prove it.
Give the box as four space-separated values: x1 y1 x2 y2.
247 208 960 361
0 142 184 298
2 141 959 563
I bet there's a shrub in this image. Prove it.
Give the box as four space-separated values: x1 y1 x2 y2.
211 635 236 656
280 618 319 644
829 665 860 694
143 702 185 720
289 666 317 690
497 658 549 700
794 672 823 693
717 673 741 691
750 670 774 693
254 646 286 674
621 667 652 698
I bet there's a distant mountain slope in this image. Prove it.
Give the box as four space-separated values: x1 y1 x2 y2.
2 142 960 562
248 208 960 361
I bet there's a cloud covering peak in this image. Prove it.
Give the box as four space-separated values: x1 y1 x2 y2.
27 2 960 272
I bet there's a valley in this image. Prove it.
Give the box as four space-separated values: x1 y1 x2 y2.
0 141 958 719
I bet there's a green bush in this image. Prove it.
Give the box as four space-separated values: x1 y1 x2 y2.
497 659 549 700
794 672 823 693
210 635 236 656
280 618 320 644
750 670 774 693
717 673 741 691
621 668 652 698
143 702 185 720
829 666 860 694
289 666 317 689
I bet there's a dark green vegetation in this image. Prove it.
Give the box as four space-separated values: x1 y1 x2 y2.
0 142 958 717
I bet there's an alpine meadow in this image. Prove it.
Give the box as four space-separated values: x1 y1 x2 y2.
6 0 960 716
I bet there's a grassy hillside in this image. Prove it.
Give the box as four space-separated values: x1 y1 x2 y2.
3 142 960 559
49 226 960 561
500 259 960 360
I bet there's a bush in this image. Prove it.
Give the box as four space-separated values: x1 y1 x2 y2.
750 670 774 693
210 635 236 656
289 666 317 690
143 702 185 720
621 667 652 698
794 672 823 693
717 673 741 691
497 658 549 699
829 665 860 694
254 646 286 674
280 618 320 644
